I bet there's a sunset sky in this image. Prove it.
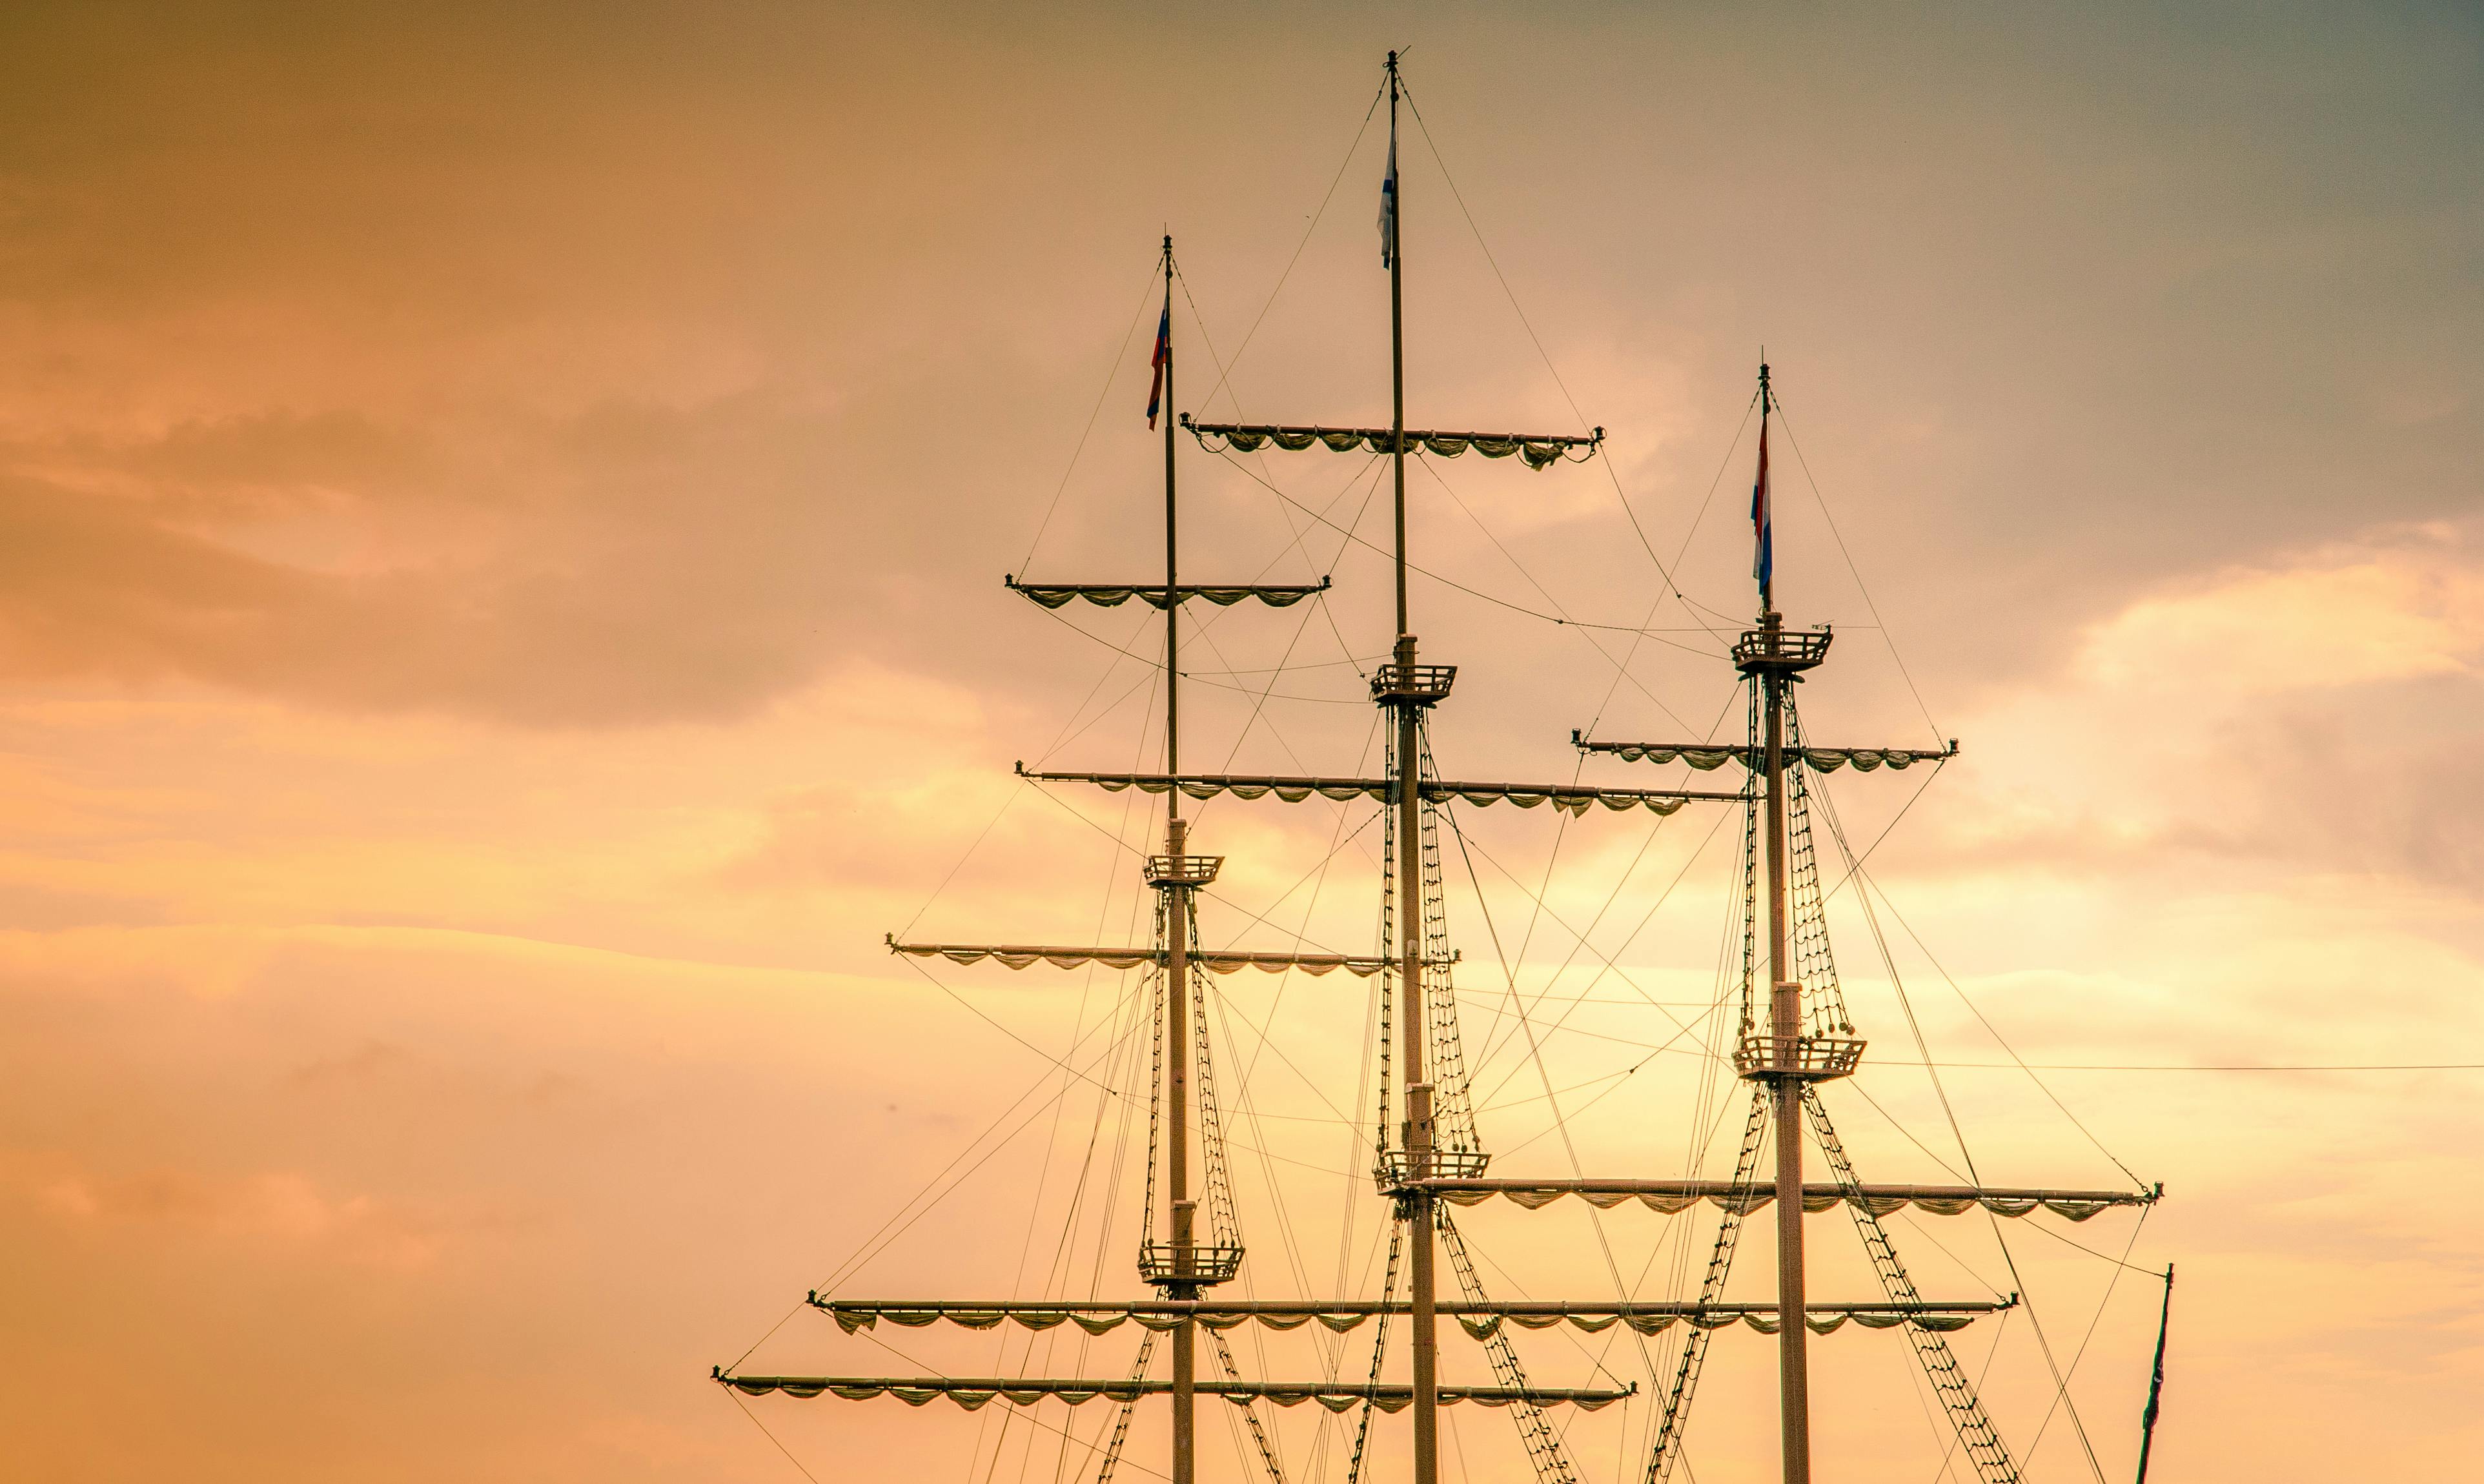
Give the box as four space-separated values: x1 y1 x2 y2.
1 5 2478 1481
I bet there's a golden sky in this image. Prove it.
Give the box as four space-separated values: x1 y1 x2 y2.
1 5 2478 1481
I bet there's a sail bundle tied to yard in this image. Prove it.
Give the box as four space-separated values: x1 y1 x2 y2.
1005 578 1331 610
1409 1178 2155 1223
1181 416 1602 470
810 1298 2008 1340
888 937 1404 977
1574 736 1960 773
717 1372 1633 1412
1018 765 1744 816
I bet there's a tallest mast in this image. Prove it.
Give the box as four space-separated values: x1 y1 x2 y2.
1150 234 1203 1484
1751 361 1815 1484
1379 49 1443 1484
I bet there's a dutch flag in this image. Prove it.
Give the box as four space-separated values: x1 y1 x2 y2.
1751 418 1773 591
1145 293 1170 429
1379 127 1398 269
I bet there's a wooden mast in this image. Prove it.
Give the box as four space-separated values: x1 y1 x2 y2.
1755 361 1813 1484
1748 363 1828 1481
1157 234 1199 1484
1379 50 1443 1484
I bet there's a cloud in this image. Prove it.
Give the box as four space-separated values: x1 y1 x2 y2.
2076 522 2484 693
1913 520 2484 888
28 1162 445 1270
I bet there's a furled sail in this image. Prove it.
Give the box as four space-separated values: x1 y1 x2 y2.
1573 735 1959 773
811 1297 2008 1339
1016 766 1743 817
715 1372 1632 1411
1402 1177 2154 1223
1005 578 1331 610
888 938 1400 977
1182 416 1602 471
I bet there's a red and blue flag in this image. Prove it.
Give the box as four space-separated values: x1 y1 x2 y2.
1145 294 1170 429
1751 418 1773 591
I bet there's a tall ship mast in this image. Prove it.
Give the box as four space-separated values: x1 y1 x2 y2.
720 52 2168 1484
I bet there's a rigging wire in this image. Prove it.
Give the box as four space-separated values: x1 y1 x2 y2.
1209 443 1682 635
1397 79 1733 667
1449 809 1737 1103
1017 734 1167 1484
1444 806 1668 1399
1814 760 1946 910
1190 83 1388 417
2022 1209 2154 1467
800 1007 1141 1303
897 953 1127 1095
1813 797 2118 1484
1767 392 1946 743
1853 865 2146 1188
1023 258 1170 573
1413 454 1718 739
729 1388 830 1484
1467 682 1746 1085
855 1328 1174 1483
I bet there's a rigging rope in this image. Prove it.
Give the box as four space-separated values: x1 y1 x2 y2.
1341 1221 1405 1484
1802 1088 2022 1484
2021 1206 2152 1463
1190 85 1386 418
1023 256 1166 573
1090 1332 1161 1484
1437 1206 1585 1484
1445 805 1665 1450
1644 1087 1770 1483
1396 78 1733 671
1766 392 1946 744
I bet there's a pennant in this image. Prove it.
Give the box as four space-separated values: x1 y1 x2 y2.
1145 292 1170 429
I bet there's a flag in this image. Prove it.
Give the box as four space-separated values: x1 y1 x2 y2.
1145 292 1170 429
1751 418 1773 590
1378 125 1397 269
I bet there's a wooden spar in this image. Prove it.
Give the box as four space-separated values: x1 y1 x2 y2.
888 940 1410 976
1755 361 1815 1484
1383 50 1443 1484
811 1297 2017 1322
715 1374 1635 1408
1157 233 1198 1484
1015 766 1744 809
1390 1179 2153 1211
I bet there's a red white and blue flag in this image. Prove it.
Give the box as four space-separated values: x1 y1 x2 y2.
1145 292 1171 429
1750 418 1773 591
1378 125 1398 269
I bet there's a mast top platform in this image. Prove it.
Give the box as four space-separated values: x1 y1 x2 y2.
1733 1031 1866 1082
1734 624 1832 676
1376 1147 1491 1186
1145 854 1221 888
1372 662 1456 706
1139 1241 1245 1288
